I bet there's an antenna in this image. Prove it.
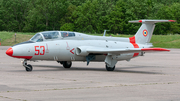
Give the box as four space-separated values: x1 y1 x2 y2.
103 30 110 36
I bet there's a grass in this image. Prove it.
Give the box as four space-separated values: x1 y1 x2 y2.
0 31 34 46
0 31 180 48
150 35 180 48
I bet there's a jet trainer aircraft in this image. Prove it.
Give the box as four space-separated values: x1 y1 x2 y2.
6 20 175 72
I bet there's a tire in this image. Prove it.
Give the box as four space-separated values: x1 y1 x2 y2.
106 65 115 71
63 61 72 68
25 64 33 72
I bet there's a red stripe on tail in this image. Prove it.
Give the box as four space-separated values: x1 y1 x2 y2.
129 36 139 57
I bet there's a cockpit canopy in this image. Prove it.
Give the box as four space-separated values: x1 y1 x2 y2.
30 31 76 42
61 32 75 37
43 31 59 39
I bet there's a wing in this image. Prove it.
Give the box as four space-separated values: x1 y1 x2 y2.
76 46 170 56
87 47 169 54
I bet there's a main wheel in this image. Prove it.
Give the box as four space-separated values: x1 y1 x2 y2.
106 65 115 71
25 64 33 72
63 61 72 68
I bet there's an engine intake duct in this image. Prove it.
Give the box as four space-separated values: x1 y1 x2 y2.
76 46 90 56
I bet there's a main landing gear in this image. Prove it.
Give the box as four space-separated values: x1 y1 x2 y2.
23 59 33 72
57 61 72 68
106 65 115 71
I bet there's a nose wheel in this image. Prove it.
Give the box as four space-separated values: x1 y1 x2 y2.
23 60 33 72
25 64 33 71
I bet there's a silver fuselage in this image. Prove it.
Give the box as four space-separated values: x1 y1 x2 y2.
11 31 151 62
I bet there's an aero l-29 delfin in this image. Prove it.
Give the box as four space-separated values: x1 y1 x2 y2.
6 20 175 71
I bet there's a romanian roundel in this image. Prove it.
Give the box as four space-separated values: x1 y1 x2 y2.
143 29 148 37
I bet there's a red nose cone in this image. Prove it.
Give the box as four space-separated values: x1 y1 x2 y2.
6 47 13 56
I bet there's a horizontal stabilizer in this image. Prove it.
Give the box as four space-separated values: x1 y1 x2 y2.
129 20 176 23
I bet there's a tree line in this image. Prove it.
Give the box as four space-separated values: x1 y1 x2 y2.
0 0 180 35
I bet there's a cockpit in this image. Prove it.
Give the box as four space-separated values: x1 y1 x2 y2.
30 31 76 42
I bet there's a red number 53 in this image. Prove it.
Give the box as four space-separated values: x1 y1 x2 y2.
35 46 45 55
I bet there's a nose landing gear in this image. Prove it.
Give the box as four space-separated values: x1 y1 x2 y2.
23 59 33 72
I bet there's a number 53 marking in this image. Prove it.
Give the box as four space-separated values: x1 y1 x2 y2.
35 46 45 55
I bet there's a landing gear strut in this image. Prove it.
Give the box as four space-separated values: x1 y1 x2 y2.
23 59 33 72
57 61 72 68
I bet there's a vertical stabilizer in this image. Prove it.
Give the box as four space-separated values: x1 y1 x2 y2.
129 20 175 44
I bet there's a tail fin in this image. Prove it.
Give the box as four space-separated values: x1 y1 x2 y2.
129 20 175 44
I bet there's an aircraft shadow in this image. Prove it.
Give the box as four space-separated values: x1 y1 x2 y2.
31 65 162 74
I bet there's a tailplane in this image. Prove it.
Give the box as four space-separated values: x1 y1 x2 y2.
129 20 175 44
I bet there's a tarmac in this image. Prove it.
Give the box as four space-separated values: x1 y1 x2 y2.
0 46 180 101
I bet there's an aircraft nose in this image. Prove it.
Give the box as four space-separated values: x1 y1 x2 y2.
6 47 13 56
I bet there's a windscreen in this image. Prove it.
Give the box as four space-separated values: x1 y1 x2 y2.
30 33 43 42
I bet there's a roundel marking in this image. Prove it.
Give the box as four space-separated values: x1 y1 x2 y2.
143 29 148 37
